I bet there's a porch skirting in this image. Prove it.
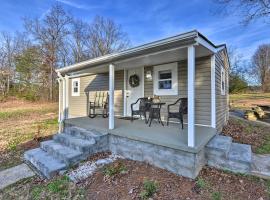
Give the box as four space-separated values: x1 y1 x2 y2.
109 135 205 179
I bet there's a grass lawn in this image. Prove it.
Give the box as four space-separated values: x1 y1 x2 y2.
0 98 58 170
230 93 270 110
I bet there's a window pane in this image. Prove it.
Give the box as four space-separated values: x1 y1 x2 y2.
74 87 78 93
159 80 172 89
159 70 172 80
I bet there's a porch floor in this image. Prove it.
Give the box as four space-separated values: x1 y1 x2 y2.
65 117 216 153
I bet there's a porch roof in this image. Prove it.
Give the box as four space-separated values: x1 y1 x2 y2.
56 30 226 75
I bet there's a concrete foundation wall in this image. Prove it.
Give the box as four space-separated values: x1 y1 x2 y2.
109 135 205 179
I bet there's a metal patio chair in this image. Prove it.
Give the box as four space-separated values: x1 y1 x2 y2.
131 97 152 123
167 98 188 129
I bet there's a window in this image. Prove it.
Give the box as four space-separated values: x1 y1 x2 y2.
221 67 225 95
72 78 80 96
154 63 178 96
158 70 172 89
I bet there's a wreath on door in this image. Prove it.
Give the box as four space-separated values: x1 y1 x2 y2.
129 74 140 87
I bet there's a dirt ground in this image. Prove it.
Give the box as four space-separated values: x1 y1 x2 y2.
222 117 270 154
82 159 269 200
1 156 269 200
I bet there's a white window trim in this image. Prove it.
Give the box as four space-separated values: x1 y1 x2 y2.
71 78 80 96
221 66 225 95
153 62 178 96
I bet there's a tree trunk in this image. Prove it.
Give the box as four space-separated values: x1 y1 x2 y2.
7 75 10 95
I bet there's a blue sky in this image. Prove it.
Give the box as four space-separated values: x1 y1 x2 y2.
1 0 269 60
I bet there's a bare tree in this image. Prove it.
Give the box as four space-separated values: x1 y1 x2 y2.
70 19 88 63
214 0 270 24
0 32 15 94
227 46 251 93
0 31 27 95
252 44 270 92
0 4 131 100
86 16 130 58
24 4 72 101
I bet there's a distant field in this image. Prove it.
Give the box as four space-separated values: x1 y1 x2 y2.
0 99 58 170
230 93 270 110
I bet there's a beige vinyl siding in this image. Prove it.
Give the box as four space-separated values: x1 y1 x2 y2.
62 52 228 131
215 50 229 132
144 56 212 126
68 71 124 117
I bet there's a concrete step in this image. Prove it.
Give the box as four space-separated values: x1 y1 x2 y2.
250 154 270 179
24 148 66 179
205 135 232 157
53 133 96 153
228 143 252 164
65 126 105 141
41 140 85 166
224 143 252 173
205 136 252 174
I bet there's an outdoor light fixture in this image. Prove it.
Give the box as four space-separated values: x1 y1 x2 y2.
145 70 152 81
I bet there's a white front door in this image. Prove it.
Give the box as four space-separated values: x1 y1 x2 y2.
126 67 144 116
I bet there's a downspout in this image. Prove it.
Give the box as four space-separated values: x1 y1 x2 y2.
57 72 65 133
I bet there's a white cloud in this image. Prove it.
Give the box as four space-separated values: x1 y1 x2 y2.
56 0 98 10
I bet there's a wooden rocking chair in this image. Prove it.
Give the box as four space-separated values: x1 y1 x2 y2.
89 91 109 118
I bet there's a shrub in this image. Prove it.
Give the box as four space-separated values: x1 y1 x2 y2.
211 191 222 200
139 179 159 199
196 178 208 189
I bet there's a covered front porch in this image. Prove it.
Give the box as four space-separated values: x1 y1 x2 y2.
59 31 218 150
65 117 216 153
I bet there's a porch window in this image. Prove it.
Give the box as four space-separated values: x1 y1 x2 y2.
158 70 172 89
221 67 225 95
154 63 178 96
72 78 80 96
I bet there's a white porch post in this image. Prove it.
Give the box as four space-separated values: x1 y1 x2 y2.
109 63 115 129
188 45 195 147
211 55 216 128
123 69 127 117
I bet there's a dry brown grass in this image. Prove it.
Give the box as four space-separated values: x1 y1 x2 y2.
0 98 58 170
230 93 270 110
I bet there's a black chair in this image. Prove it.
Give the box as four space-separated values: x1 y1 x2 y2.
167 98 188 129
89 91 109 118
131 97 152 123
